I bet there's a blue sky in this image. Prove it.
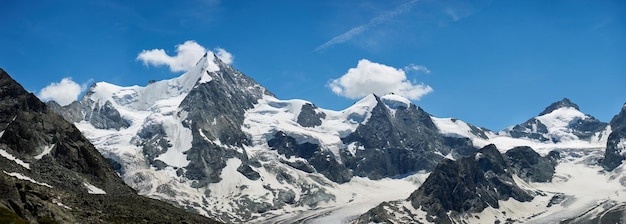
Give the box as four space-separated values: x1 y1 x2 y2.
1 0 624 131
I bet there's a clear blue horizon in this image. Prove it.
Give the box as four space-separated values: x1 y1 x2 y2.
1 0 624 131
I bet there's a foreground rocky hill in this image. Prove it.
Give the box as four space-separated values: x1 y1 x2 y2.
0 68 220 223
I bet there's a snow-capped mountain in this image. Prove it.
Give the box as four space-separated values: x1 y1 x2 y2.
47 53 626 223
0 68 218 223
503 98 609 144
432 97 610 155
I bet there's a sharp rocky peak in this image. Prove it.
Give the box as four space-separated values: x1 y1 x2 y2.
539 98 580 116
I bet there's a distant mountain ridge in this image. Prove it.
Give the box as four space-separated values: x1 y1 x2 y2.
41 54 626 223
503 98 608 143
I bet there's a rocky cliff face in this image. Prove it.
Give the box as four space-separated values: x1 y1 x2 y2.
603 103 626 171
408 144 533 223
505 146 558 182
0 68 218 223
340 95 449 179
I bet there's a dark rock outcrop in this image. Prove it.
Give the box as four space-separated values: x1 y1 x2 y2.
0 68 219 223
539 98 579 116
341 95 449 179
178 55 269 186
268 131 351 183
603 103 626 171
505 146 558 182
357 144 532 223
47 92 130 131
297 103 325 128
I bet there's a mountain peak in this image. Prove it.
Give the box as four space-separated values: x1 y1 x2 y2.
538 98 580 116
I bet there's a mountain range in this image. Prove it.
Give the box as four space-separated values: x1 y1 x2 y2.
1 53 625 223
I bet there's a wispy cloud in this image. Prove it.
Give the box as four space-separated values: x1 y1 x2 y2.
442 0 492 22
315 0 418 52
403 64 431 74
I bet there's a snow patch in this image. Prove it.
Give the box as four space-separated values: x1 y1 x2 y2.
154 112 193 168
53 199 72 210
380 94 410 109
34 144 55 160
83 182 107 194
198 72 213 84
3 171 52 188
432 117 478 139
617 139 626 157
0 148 30 169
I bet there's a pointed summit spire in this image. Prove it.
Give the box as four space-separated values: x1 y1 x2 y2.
538 98 580 116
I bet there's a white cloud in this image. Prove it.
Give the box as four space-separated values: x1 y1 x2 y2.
214 47 234 64
328 59 433 100
38 78 88 106
315 0 418 52
137 40 206 72
137 40 234 72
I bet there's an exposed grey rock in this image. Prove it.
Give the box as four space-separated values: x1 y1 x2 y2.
611 104 626 131
404 145 531 223
444 136 479 159
353 201 422 224
505 146 557 182
180 55 270 186
539 98 580 116
267 131 352 183
236 163 261 180
603 103 626 171
603 131 626 171
341 95 449 179
297 187 336 207
268 131 318 159
48 91 130 130
547 193 566 207
297 103 325 127
280 159 316 173
508 118 550 141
